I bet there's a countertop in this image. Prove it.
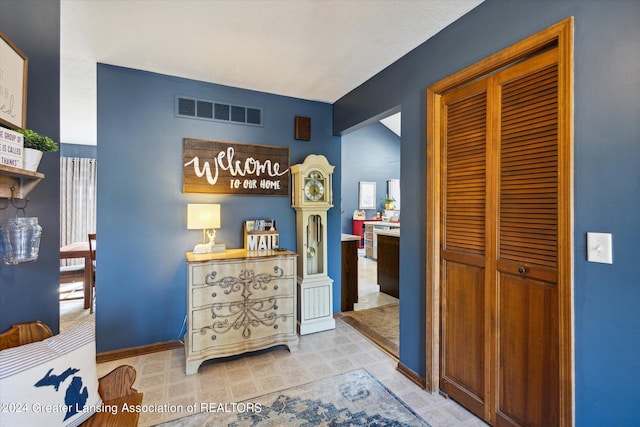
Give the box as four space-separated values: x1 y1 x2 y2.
376 229 400 237
363 221 401 227
341 233 360 242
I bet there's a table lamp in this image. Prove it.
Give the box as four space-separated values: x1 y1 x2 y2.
187 204 226 254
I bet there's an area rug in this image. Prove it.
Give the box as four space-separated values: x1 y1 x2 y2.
341 303 399 359
155 368 429 426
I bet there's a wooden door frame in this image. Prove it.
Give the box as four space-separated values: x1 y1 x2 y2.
425 18 574 426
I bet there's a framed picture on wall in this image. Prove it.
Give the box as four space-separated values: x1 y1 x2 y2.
0 31 28 130
358 181 376 210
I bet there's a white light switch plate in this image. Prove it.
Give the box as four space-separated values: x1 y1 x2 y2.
587 232 613 264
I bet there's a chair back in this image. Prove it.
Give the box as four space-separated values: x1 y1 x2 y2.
87 234 97 312
88 233 96 262
0 321 53 351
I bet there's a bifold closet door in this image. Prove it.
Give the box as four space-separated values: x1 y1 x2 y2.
440 47 560 426
439 79 491 419
493 48 560 427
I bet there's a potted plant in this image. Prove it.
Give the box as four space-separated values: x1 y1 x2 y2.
17 129 58 172
381 196 396 210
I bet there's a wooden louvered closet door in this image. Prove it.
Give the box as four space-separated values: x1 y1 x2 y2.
440 47 560 426
440 79 490 418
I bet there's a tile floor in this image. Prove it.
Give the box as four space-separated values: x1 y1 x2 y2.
59 255 485 427
95 320 485 427
354 251 398 310
59 282 94 333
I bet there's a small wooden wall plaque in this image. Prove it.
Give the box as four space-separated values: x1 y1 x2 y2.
295 116 311 141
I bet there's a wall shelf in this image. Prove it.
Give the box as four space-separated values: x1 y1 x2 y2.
0 164 44 199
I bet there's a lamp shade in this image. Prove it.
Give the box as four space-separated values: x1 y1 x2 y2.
187 204 221 229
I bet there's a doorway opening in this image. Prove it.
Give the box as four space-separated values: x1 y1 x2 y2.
59 155 97 332
340 108 401 358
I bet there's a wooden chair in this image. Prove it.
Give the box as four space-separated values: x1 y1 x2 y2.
88 233 96 313
0 321 143 426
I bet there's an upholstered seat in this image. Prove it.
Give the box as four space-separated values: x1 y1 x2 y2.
0 321 142 426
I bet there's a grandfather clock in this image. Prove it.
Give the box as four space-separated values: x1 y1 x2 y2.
291 154 335 335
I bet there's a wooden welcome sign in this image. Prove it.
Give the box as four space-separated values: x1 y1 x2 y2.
183 138 290 196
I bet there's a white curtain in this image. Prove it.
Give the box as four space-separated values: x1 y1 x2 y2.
60 157 97 265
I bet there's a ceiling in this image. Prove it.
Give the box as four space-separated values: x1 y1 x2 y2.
60 0 483 145
380 113 401 137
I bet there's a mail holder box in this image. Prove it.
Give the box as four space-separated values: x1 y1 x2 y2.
244 220 279 251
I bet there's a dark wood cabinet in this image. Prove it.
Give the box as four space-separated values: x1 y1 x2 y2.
377 233 399 298
341 236 359 311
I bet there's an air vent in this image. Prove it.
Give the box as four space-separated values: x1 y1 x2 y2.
215 103 230 120
178 98 196 117
247 108 261 125
175 96 262 127
197 101 213 119
231 106 246 123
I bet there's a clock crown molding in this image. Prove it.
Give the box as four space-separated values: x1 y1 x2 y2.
290 154 334 176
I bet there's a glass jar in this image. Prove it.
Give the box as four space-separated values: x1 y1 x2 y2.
1 217 42 265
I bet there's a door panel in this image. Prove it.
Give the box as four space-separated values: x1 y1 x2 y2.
494 49 559 427
498 52 559 270
440 79 489 419
441 260 486 417
496 273 559 426
441 81 488 257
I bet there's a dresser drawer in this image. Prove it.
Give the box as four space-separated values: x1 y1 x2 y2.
189 297 295 352
191 275 294 308
189 258 295 286
191 295 294 330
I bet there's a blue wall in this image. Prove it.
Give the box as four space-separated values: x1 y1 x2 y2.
333 0 640 424
341 122 400 233
0 0 61 333
96 65 341 352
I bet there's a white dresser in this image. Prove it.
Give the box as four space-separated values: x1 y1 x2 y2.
184 249 299 375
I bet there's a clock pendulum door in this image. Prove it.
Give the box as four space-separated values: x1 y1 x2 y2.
306 214 323 275
296 209 334 335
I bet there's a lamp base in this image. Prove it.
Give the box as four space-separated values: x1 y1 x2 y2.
193 242 226 254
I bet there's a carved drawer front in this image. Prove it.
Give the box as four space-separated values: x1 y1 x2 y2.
191 277 293 308
190 296 295 353
189 258 295 287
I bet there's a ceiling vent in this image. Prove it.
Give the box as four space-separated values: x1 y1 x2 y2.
176 96 263 126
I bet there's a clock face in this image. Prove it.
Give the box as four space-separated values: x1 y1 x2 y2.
304 172 325 201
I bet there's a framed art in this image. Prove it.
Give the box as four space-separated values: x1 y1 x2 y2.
358 181 376 210
0 31 28 130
